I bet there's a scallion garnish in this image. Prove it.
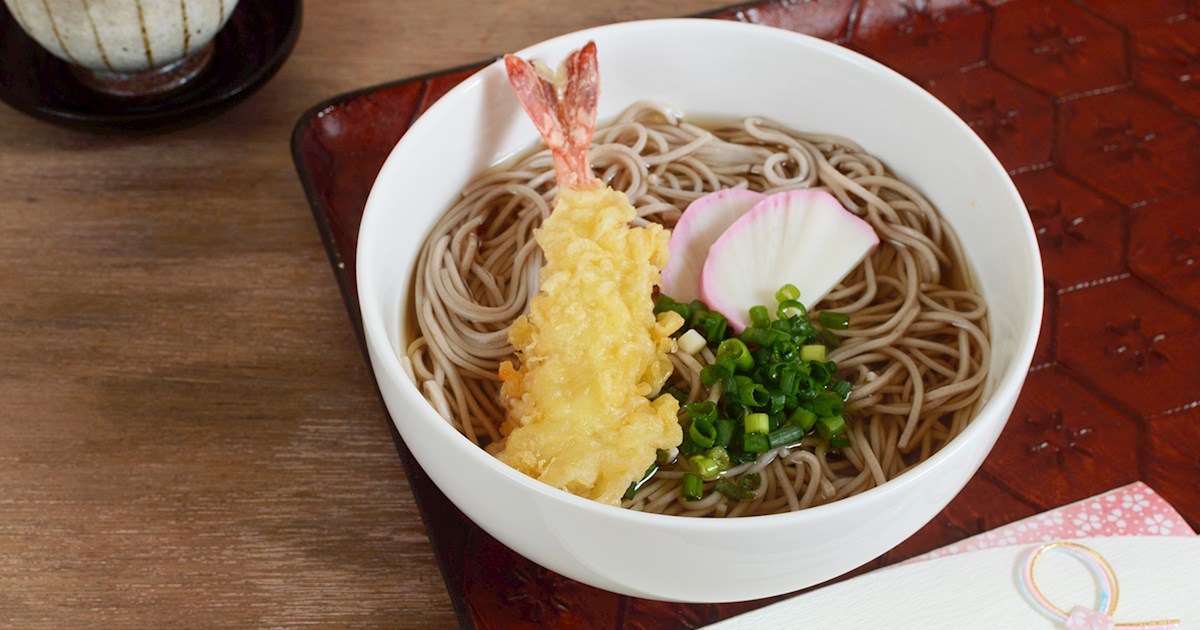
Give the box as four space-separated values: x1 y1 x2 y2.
806 391 843 417
688 455 720 479
768 424 806 449
816 414 847 442
689 421 716 449
717 338 754 371
654 294 691 322
768 392 787 415
800 344 826 362
740 326 789 348
775 284 801 303
714 474 761 501
742 432 770 453
706 446 731 470
744 412 769 435
694 311 728 344
790 407 817 431
777 364 798 395
682 473 704 501
685 401 717 423
818 311 850 330
714 419 734 448
777 299 806 320
658 285 857 502
749 305 771 329
736 378 769 407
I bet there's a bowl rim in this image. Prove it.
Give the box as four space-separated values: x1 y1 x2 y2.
358 17 1044 530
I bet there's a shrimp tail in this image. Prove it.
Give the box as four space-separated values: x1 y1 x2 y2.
504 41 599 191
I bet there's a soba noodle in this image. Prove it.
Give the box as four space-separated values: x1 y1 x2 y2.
403 101 990 517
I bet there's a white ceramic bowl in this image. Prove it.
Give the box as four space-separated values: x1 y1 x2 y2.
358 19 1042 602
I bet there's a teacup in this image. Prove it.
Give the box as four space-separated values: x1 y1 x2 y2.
3 0 239 96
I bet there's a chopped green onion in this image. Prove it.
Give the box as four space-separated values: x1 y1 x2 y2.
772 340 797 363
654 294 691 323
818 311 851 330
688 455 720 478
768 424 806 448
806 391 843 417
685 401 717 423
714 352 736 373
662 298 729 345
736 379 769 407
800 344 826 362
689 420 716 449
672 288 857 470
706 446 731 471
777 299 806 320
744 412 769 435
717 338 754 372
816 414 847 441
740 327 789 347
808 360 832 383
775 284 801 303
742 473 762 491
694 311 728 344
714 474 762 500
732 374 752 395
776 364 799 396
714 419 734 448
790 407 818 431
682 473 704 501
742 432 770 453
768 392 787 415
749 305 771 329
700 362 731 388
713 478 742 500
686 300 729 343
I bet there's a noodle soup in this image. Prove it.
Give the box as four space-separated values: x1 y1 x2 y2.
404 102 989 518
357 19 1040 601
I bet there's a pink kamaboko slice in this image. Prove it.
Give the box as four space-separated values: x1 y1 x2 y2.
661 188 766 303
700 190 879 332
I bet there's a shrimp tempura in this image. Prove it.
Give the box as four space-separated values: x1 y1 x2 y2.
496 43 684 505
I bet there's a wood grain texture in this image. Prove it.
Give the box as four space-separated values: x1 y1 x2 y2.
0 1 733 627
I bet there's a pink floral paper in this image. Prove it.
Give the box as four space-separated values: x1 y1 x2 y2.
910 482 1195 563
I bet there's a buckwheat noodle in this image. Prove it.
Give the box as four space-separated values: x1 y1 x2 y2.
402 101 990 517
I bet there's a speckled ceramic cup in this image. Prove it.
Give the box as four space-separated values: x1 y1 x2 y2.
3 0 239 96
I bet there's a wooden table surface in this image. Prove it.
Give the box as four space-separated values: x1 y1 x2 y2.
0 1 732 627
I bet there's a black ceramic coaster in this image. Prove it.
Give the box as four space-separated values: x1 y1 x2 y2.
0 0 301 133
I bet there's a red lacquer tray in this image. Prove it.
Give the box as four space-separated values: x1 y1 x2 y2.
291 1 1200 627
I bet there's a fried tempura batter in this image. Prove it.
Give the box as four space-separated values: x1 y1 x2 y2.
498 188 683 505
496 43 684 505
